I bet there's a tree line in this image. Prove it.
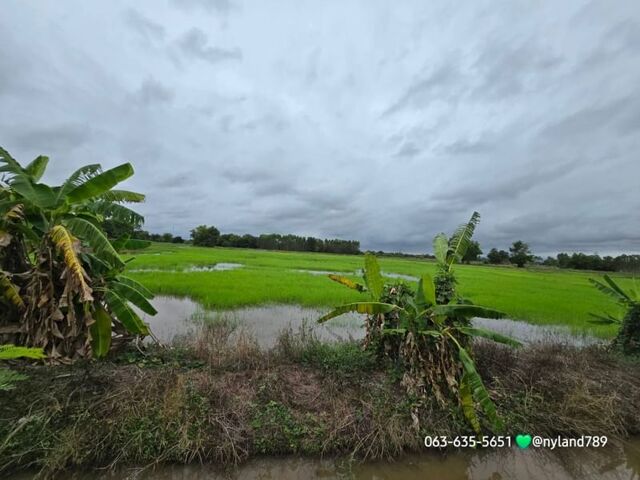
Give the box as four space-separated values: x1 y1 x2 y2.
541 252 640 273
189 225 360 254
108 219 638 272
484 241 639 272
132 225 360 254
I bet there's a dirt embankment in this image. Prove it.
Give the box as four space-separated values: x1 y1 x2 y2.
2 327 640 478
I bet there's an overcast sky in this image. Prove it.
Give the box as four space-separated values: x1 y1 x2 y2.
1 1 639 255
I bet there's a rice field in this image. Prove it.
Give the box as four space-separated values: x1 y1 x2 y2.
125 243 635 338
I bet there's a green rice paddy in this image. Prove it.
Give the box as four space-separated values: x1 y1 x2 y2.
125 243 636 338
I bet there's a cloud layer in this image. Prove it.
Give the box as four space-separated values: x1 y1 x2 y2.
1 0 639 255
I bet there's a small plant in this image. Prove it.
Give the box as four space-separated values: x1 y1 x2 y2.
320 213 521 432
589 275 640 355
0 344 44 390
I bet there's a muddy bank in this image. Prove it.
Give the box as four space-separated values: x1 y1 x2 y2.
1 328 639 479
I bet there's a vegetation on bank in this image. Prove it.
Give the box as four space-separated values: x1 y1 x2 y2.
0 147 156 360
319 212 522 432
1 324 639 478
589 275 640 355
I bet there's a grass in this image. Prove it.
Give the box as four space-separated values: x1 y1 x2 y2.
124 243 636 338
2 325 639 478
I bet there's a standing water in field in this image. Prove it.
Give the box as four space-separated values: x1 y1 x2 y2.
295 269 419 282
130 263 244 273
186 263 244 272
141 297 364 347
142 296 602 348
473 317 603 347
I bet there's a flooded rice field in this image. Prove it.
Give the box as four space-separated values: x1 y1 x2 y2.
129 263 244 273
143 297 363 347
185 263 244 272
295 269 419 282
142 296 603 348
9 438 640 479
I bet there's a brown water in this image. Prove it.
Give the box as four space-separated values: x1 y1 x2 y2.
143 297 364 347
9 439 640 479
141 296 602 348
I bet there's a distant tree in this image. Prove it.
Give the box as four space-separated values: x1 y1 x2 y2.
161 233 173 243
190 225 220 247
487 248 509 264
257 233 279 250
509 240 533 268
556 252 570 268
542 256 558 267
172 236 184 244
462 240 482 263
132 229 151 241
218 233 241 247
238 234 258 248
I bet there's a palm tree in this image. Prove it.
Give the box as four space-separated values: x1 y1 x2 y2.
0 147 155 360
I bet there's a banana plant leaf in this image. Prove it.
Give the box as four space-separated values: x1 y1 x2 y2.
90 307 112 358
328 274 365 292
66 163 134 203
363 253 384 300
458 345 503 432
318 302 399 323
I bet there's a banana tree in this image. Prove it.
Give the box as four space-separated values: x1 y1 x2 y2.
432 211 480 304
589 275 640 355
0 146 155 360
321 267 519 432
320 214 521 432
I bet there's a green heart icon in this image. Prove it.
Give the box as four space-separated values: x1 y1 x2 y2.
515 434 532 449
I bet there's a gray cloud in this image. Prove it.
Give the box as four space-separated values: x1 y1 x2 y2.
440 139 494 156
10 124 91 153
133 78 174 106
177 28 242 63
170 0 233 15
395 142 421 158
0 0 638 255
124 9 165 42
471 41 563 100
383 63 462 116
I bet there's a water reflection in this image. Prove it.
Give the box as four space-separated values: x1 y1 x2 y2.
186 263 243 272
142 298 363 348
10 440 639 479
142 296 602 349
130 263 244 274
296 269 419 282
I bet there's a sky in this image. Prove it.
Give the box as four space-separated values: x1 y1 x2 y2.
1 0 639 256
